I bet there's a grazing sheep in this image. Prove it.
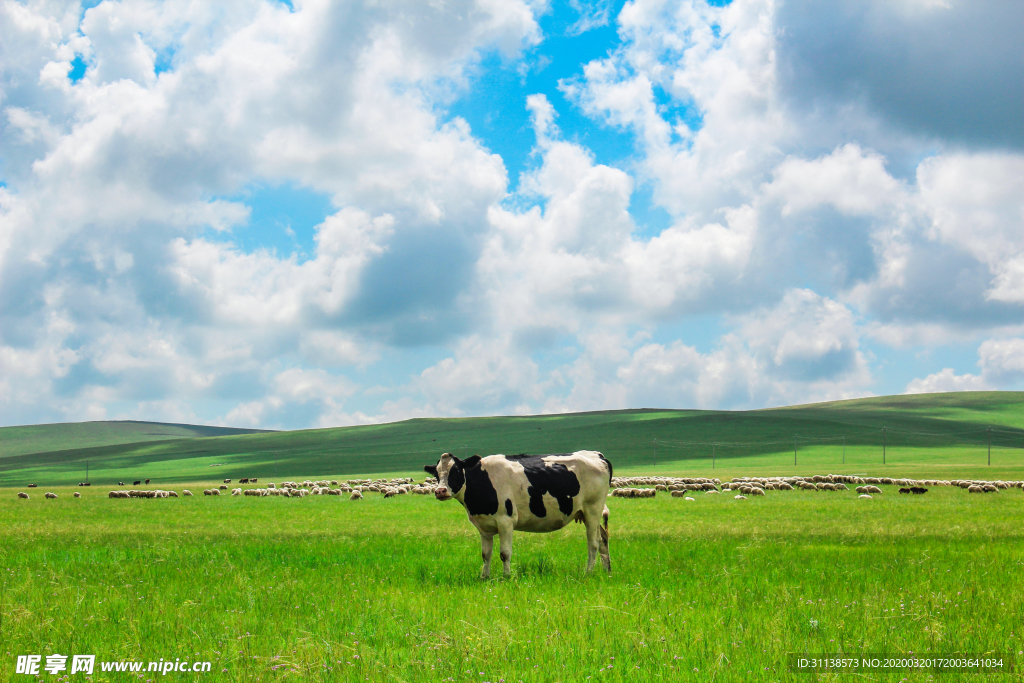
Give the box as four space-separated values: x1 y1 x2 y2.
267 483 275 488
855 486 867 494
734 495 747 500
219 485 228 491
168 491 179 497
968 485 983 493
705 489 720 495
859 494 873 499
866 485 882 494
183 490 193 496
18 492 29 499
203 489 213 496
45 492 58 499
982 484 998 493
73 492 81 498
231 488 242 496
349 491 363 500
684 497 695 501
750 487 766 496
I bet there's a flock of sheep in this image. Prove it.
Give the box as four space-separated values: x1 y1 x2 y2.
608 474 1024 500
14 472 1022 501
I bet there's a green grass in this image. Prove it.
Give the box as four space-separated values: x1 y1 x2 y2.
3 392 1023 487
1 476 1022 682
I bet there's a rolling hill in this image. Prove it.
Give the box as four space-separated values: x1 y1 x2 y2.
2 392 1022 486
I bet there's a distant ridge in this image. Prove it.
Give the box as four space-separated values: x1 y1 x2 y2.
0 420 273 459
1 392 1021 485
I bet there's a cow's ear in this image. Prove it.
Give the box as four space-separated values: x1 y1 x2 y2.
462 455 482 469
423 465 438 477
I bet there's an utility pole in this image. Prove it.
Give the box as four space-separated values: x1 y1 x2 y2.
882 427 887 465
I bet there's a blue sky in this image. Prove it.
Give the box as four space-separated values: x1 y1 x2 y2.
0 0 1022 429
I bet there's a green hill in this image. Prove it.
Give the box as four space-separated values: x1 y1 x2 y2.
0 420 272 459
2 392 1022 486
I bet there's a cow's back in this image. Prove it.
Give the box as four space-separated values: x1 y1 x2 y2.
478 450 611 533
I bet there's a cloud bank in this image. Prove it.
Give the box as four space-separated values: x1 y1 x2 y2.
1 0 1021 428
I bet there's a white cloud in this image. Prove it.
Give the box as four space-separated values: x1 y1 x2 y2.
905 368 989 394
0 0 1021 428
906 337 1024 394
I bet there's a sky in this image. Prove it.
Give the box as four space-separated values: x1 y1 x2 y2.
0 0 1022 430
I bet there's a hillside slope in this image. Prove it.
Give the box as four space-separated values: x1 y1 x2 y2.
0 421 272 459
2 392 1021 485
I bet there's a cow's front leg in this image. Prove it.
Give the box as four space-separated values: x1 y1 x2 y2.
497 521 514 577
480 532 495 579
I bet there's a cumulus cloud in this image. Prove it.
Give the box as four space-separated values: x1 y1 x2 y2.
1 0 1021 427
906 338 1024 394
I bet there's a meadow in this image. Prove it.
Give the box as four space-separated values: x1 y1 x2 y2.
2 392 1023 681
1 476 1022 682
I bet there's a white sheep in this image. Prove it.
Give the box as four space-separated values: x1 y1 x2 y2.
74 492 81 498
45 492 58 499
350 491 363 500
859 494 873 499
183 490 193 497
18 492 29 499
734 495 747 500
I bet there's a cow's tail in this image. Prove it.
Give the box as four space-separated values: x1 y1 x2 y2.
601 504 610 533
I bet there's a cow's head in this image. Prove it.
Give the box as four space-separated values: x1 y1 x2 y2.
424 453 481 501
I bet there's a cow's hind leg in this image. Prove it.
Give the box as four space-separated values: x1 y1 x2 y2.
480 532 495 579
497 520 514 577
598 505 611 573
583 512 601 573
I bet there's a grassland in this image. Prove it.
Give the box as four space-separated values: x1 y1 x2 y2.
3 392 1023 487
1 392 1022 681
0 479 1021 682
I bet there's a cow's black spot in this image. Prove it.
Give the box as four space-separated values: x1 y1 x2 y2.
505 498 513 516
423 464 438 478
505 454 580 517
448 465 465 495
462 461 499 516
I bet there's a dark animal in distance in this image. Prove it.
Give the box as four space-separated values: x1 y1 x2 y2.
145 479 150 484
899 488 910 494
28 484 38 488
424 450 612 578
911 486 928 494
133 481 141 485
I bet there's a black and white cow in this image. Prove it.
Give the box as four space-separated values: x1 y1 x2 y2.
424 451 612 578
